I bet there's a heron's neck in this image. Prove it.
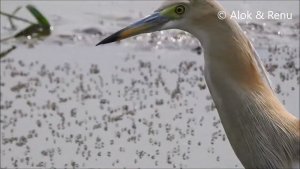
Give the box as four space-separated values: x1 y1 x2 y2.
184 14 296 121
184 14 299 168
186 16 266 90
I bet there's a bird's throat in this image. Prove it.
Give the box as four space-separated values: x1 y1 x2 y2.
186 15 299 168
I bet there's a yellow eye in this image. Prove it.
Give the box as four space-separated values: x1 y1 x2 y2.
175 5 185 15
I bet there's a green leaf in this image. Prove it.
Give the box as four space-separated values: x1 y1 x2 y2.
26 5 50 27
13 5 51 38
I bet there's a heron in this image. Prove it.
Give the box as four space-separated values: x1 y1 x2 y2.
97 0 300 168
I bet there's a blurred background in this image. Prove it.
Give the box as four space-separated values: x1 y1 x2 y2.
1 1 299 168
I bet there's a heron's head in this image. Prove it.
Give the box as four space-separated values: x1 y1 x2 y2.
96 0 223 45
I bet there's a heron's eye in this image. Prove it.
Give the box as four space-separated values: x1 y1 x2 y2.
175 5 185 15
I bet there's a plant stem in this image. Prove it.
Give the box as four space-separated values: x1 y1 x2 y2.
9 6 22 29
0 11 35 25
0 46 17 59
0 36 14 43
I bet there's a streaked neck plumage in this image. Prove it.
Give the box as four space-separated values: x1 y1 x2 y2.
182 1 299 168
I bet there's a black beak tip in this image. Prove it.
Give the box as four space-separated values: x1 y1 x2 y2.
96 33 120 46
95 41 105 46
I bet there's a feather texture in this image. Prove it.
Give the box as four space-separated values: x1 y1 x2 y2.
178 0 300 168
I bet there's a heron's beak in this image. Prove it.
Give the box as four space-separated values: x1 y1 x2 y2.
96 12 169 46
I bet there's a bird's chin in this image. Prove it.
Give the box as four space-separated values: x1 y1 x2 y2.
160 21 178 30
161 20 190 33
